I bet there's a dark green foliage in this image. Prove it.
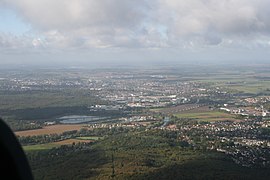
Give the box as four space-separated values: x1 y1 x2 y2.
29 146 107 180
4 119 42 131
4 106 90 120
26 129 270 180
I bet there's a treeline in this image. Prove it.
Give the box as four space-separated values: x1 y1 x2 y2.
4 119 42 131
27 142 94 162
18 127 131 146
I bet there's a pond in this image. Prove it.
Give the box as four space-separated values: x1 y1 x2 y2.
58 115 108 124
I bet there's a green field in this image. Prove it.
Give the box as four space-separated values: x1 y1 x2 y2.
174 111 236 122
23 137 98 152
76 136 103 140
191 71 270 94
23 143 59 152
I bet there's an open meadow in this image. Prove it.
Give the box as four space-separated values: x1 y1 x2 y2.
174 111 238 122
23 138 94 152
15 124 88 137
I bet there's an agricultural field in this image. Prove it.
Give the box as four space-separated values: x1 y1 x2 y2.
174 111 237 122
23 138 94 152
153 105 238 122
53 138 94 145
151 104 204 114
76 136 103 140
192 71 270 94
23 143 58 152
15 124 89 137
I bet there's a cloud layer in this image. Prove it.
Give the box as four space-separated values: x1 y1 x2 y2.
1 0 270 50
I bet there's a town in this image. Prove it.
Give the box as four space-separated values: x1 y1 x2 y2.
1 66 270 178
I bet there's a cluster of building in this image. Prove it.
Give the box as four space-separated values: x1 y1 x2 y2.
1 69 270 168
220 104 270 117
162 116 270 167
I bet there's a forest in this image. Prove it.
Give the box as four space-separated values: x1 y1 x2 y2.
25 127 270 180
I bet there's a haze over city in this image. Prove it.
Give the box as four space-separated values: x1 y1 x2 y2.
1 0 270 67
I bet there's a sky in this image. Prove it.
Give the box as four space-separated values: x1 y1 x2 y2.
0 0 270 68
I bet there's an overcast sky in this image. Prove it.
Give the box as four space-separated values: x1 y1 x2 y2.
1 0 270 67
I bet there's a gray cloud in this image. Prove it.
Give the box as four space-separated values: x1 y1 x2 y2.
1 0 270 50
